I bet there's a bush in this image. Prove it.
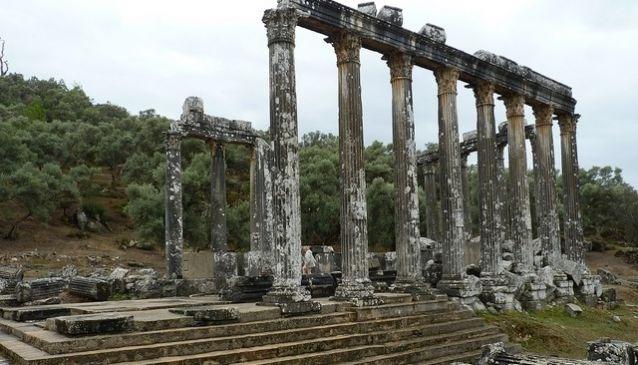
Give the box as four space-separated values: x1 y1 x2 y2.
82 200 107 221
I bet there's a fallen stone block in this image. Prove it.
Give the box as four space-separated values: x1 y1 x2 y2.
15 278 66 303
220 275 272 303
170 306 239 323
0 266 24 294
4 307 71 322
587 338 636 364
45 313 133 335
69 276 111 301
565 303 583 318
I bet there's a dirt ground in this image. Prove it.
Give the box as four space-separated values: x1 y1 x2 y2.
0 210 165 279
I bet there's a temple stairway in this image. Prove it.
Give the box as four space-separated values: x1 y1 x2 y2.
0 294 516 365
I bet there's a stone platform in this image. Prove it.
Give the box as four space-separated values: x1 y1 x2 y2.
0 294 515 364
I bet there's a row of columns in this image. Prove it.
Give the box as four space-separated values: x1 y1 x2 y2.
423 97 584 276
260 4 584 302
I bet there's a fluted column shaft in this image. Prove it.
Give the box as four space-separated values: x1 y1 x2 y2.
461 154 471 239
262 7 308 301
387 53 422 283
210 142 228 252
250 139 274 254
474 82 500 275
434 67 465 280
495 142 510 243
504 95 533 270
165 133 183 278
559 114 585 263
332 32 372 299
423 162 440 242
533 106 561 265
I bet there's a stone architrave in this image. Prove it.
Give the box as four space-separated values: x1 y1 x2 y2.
386 52 426 288
533 105 561 265
503 94 533 271
210 141 228 253
261 6 311 305
331 31 375 302
434 66 468 294
423 161 440 242
558 114 585 264
473 82 500 276
165 132 183 279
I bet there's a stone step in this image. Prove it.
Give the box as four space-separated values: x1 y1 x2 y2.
225 329 502 365
33 315 486 364
340 330 506 365
26 312 352 354
110 320 497 365
25 308 474 355
349 297 453 321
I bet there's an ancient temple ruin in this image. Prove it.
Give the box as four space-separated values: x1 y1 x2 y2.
164 0 597 311
165 97 274 282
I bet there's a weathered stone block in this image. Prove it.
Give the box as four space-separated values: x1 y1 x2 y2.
357 2 377 16
4 307 71 322
170 306 239 323
15 277 66 303
69 276 111 301
587 338 636 365
377 5 403 26
46 313 133 335
565 303 583 318
419 23 446 43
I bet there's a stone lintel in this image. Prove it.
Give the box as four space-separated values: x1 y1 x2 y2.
288 0 576 114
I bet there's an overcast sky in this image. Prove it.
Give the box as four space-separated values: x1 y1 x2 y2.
2 0 637 186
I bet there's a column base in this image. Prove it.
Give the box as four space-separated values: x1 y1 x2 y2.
437 275 482 298
553 272 575 300
479 273 517 312
332 279 380 306
390 278 434 300
574 274 602 306
518 275 548 311
260 285 320 316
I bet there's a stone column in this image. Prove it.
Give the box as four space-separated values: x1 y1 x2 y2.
558 114 585 264
473 82 500 275
262 7 311 306
331 31 374 302
503 95 533 271
386 52 426 290
495 141 510 243
533 106 561 265
165 132 183 279
210 141 228 252
249 139 274 276
460 153 471 239
423 161 440 242
250 139 274 253
434 67 468 294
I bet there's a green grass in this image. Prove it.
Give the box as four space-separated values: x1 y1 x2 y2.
479 304 638 359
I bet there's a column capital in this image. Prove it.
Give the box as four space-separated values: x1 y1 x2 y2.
386 52 413 82
533 104 554 127
263 7 298 46
330 32 362 65
434 66 459 95
473 81 495 107
503 94 525 118
558 113 577 136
